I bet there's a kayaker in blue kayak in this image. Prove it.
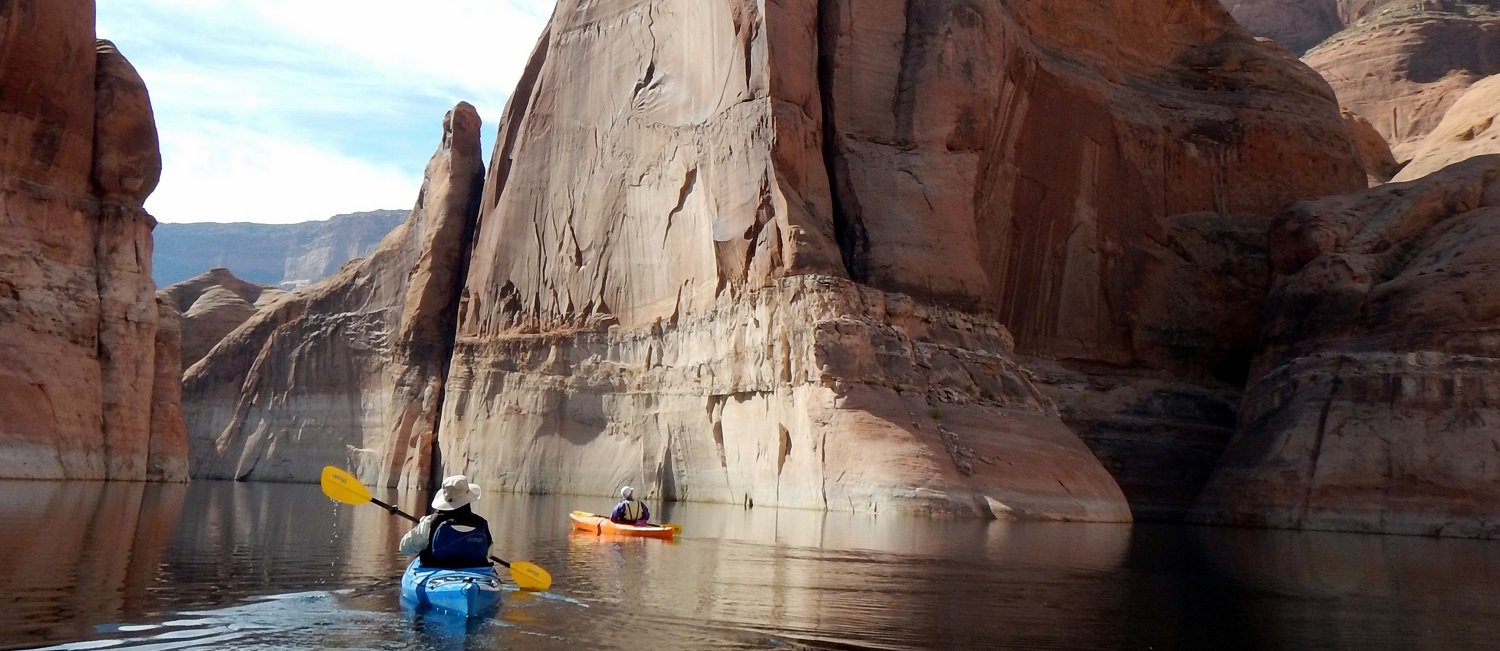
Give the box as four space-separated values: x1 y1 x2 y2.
610 485 650 525
399 475 494 568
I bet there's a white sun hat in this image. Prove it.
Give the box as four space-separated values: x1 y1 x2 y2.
432 475 481 511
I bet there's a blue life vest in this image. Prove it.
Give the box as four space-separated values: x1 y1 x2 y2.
422 512 491 568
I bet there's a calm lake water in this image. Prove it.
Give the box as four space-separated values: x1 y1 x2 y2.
2 480 1498 650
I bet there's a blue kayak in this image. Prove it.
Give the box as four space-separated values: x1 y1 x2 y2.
400 557 502 616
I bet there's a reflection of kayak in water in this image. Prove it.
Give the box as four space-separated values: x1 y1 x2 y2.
569 511 677 539
400 557 502 617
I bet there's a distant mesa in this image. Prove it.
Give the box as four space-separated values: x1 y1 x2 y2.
152 209 406 290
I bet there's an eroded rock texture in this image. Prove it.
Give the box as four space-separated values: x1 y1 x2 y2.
160 268 285 369
182 104 483 489
431 0 1362 518
1304 2 1500 161
0 3 185 480
1193 155 1500 537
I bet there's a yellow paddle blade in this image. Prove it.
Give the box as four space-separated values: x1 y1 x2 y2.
509 561 552 591
320 466 372 505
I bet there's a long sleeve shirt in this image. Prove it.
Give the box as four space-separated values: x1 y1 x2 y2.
399 514 437 555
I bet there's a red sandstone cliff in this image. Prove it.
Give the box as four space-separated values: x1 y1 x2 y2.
0 4 186 480
165 1 1500 536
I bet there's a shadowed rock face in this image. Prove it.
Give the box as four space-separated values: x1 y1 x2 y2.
0 2 185 480
429 0 1361 518
181 104 484 490
1192 155 1500 537
1221 0 1387 54
1342 107 1401 184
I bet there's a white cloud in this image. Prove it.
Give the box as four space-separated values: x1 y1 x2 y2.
96 1 554 224
150 119 420 223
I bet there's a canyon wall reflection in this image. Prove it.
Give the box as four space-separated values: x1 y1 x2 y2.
0 481 185 645
556 503 1136 648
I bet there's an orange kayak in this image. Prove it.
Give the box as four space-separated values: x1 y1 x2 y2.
569 511 676 539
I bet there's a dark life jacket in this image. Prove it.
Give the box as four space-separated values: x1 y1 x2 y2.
420 505 493 569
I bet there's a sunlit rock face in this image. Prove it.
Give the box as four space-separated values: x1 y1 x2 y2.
181 104 483 490
1193 155 1500 537
1303 2 1500 161
1395 75 1500 182
446 275 1128 519
0 2 185 480
439 0 1361 518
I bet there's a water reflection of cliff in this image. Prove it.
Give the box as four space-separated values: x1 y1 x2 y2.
0 480 415 648
557 503 1135 649
1194 527 1500 649
156 481 411 598
0 481 185 646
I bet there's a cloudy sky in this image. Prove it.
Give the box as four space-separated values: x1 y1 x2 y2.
96 1 555 224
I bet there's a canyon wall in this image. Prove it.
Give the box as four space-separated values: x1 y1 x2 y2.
1193 155 1500 536
167 0 1500 535
181 104 483 490
1220 0 1386 54
1303 2 1500 160
1394 75 1500 182
0 3 185 480
425 0 1361 518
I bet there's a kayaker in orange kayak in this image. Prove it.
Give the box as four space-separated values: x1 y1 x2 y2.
610 486 650 525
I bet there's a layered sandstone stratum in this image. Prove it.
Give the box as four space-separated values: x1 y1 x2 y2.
1193 155 1500 537
1222 0 1389 54
0 5 186 480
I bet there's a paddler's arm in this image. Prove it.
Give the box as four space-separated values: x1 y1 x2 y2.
398 514 435 554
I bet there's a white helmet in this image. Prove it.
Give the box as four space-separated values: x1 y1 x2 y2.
621 486 635 499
